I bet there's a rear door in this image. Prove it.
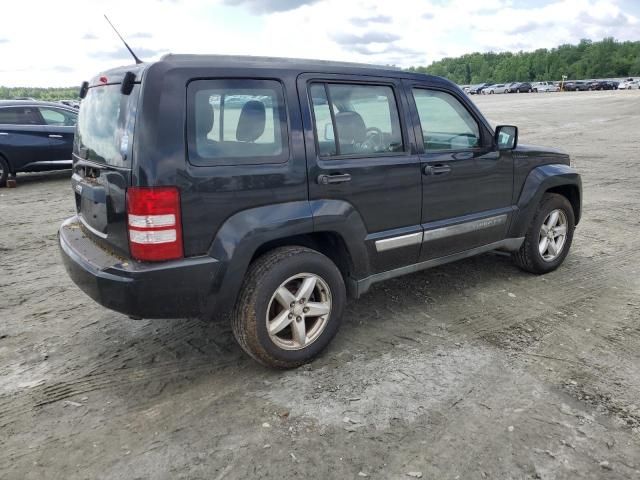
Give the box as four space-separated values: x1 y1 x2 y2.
72 82 140 255
405 83 513 261
38 106 77 164
0 106 50 171
298 74 422 273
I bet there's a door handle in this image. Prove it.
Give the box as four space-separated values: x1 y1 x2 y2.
423 164 451 176
317 173 352 185
48 134 63 138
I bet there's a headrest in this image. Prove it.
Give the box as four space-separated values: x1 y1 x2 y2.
236 100 266 142
334 111 366 144
196 101 214 138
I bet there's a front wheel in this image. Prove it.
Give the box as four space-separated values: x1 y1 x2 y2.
231 246 346 368
512 193 575 274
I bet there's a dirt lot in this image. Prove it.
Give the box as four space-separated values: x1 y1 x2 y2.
1 90 639 480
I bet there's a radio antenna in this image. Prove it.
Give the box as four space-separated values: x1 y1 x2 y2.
104 14 143 64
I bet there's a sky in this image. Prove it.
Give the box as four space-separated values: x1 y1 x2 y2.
0 0 638 87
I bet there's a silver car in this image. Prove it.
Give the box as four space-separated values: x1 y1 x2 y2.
618 79 639 90
483 84 510 94
533 81 559 92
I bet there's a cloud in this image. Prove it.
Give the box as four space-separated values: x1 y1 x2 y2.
51 65 74 73
350 15 392 27
223 0 320 13
506 20 555 34
82 33 98 40
130 32 153 39
0 38 8 44
577 11 630 26
332 31 401 46
92 46 168 61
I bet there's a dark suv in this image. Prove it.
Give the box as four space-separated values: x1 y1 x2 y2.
0 101 78 186
59 55 582 368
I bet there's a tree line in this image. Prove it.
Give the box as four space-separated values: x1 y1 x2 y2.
0 86 79 102
409 38 640 84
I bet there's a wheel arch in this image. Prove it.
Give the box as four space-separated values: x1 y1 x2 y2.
509 163 582 238
204 200 371 315
545 184 581 225
0 151 13 173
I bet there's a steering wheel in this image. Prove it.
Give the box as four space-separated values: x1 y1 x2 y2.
362 127 385 151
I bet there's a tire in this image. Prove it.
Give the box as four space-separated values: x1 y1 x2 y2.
512 193 575 274
231 246 346 368
0 156 9 188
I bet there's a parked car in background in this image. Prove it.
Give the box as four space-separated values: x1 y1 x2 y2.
483 84 510 94
511 82 533 93
589 80 616 90
618 79 639 90
59 100 81 109
533 81 559 92
563 81 589 91
0 100 78 186
468 83 489 94
506 82 517 92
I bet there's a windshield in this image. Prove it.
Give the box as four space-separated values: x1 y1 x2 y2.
74 84 140 167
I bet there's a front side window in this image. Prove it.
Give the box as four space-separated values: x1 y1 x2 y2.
39 108 77 126
310 82 404 157
412 89 480 151
0 107 42 125
188 79 288 165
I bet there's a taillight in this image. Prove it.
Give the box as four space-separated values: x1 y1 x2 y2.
126 187 183 261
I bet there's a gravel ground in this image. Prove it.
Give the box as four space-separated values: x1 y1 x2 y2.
1 90 639 480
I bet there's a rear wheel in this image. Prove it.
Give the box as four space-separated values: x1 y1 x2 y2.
231 246 346 368
0 157 9 188
512 193 575 274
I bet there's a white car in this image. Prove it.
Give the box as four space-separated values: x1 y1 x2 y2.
618 79 639 90
533 81 559 92
483 84 510 94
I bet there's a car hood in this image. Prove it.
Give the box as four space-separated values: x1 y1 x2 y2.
514 144 570 165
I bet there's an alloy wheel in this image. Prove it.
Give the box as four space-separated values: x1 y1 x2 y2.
266 273 332 350
539 209 568 262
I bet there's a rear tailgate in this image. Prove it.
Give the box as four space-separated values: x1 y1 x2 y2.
72 77 141 256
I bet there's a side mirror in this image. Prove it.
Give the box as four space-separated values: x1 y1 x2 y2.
495 125 518 150
324 123 335 141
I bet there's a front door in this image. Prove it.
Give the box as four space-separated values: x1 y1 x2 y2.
406 85 514 261
298 74 422 274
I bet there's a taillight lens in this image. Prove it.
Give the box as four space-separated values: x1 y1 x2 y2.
126 187 183 261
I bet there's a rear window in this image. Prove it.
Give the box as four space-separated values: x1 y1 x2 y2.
187 79 289 166
75 84 140 167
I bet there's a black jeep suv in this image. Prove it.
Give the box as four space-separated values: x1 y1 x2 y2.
59 55 582 368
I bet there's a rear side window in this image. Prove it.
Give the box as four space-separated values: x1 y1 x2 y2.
309 82 404 157
0 107 43 125
187 79 289 166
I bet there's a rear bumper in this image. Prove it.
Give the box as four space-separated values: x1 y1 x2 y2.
58 216 220 319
